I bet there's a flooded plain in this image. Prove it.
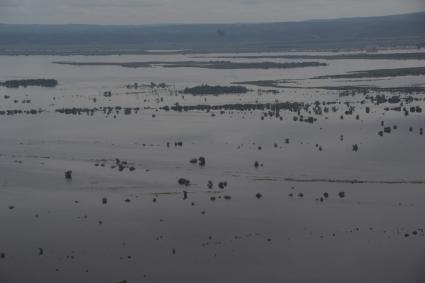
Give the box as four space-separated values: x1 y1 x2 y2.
0 50 425 283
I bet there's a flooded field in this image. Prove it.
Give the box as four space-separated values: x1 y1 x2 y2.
0 50 425 283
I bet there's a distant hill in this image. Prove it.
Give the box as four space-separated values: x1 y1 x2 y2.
0 12 424 55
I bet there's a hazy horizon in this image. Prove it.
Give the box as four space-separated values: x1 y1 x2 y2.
1 11 425 26
0 0 424 25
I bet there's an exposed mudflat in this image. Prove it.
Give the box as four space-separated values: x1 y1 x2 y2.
0 50 424 283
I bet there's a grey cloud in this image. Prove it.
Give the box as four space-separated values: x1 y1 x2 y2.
66 0 164 8
239 0 259 5
0 0 19 7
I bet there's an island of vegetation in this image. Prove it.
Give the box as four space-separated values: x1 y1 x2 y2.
313 66 425 79
54 60 327 70
233 80 425 93
211 52 425 61
0 79 58 88
182 85 249 95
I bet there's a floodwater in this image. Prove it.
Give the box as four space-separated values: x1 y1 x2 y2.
0 50 424 283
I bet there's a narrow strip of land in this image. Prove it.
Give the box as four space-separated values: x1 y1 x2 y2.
253 177 425 184
208 52 425 60
53 61 326 69
313 66 425 79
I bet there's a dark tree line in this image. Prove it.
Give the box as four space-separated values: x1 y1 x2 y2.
0 79 58 88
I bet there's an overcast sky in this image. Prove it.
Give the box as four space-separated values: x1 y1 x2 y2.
0 0 424 24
